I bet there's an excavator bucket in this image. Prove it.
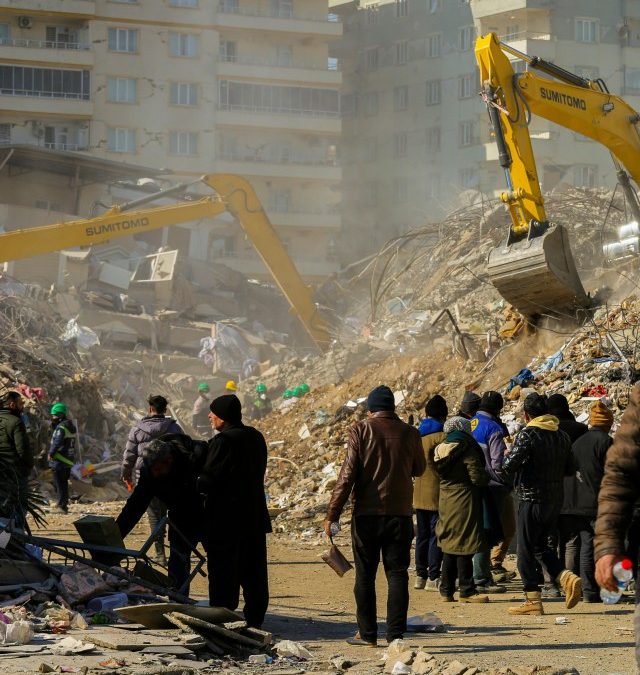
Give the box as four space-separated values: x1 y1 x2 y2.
487 224 590 319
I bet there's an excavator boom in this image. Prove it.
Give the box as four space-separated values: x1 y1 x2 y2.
0 173 331 352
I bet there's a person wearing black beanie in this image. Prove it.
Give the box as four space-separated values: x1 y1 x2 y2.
196 394 272 628
459 391 481 419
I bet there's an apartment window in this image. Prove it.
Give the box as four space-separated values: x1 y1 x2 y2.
459 73 475 99
394 132 407 157
271 0 293 18
107 127 135 153
365 47 379 70
108 28 138 53
0 24 8 44
219 0 238 11
363 91 379 116
458 26 475 52
170 131 198 155
341 93 358 117
366 4 379 25
170 82 198 106
426 126 441 152
575 65 599 81
576 18 598 43
0 65 90 99
45 26 79 46
427 33 442 58
0 123 10 143
574 165 597 188
169 32 199 57
459 120 477 147
170 0 199 6
460 167 478 189
219 40 236 62
393 177 408 201
107 76 136 103
276 45 293 67
426 79 441 105
270 188 291 212
396 40 408 65
505 24 519 40
394 85 408 111
429 0 439 13
395 0 408 18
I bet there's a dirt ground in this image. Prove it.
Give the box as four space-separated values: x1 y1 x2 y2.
2 503 636 675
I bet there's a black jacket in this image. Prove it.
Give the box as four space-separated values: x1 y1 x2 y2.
502 420 574 504
0 408 33 476
116 434 206 540
49 418 77 462
558 416 589 444
562 429 612 518
198 422 271 538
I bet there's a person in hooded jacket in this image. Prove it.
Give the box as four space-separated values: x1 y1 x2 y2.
413 395 447 591
121 395 182 563
559 400 614 602
48 402 76 514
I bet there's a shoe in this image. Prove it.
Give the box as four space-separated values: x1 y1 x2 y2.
345 633 377 647
440 594 455 602
459 593 489 603
476 583 506 594
541 583 561 599
508 591 544 616
425 578 441 591
491 565 517 581
557 570 582 609
414 576 427 590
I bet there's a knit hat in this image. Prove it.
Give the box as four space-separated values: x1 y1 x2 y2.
589 400 614 431
425 394 448 420
479 391 504 415
367 385 395 413
460 391 481 417
444 416 472 435
209 394 242 424
524 392 548 418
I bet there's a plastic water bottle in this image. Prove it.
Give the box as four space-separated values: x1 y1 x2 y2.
600 559 634 604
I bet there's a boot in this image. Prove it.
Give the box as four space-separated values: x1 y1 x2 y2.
557 570 582 609
508 591 544 616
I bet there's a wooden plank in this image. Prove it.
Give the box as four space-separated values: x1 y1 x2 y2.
114 602 242 629
164 613 224 656
169 612 264 649
244 626 274 647
223 621 248 631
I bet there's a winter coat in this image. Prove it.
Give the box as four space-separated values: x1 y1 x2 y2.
501 415 574 504
434 430 489 556
121 415 183 484
562 428 612 518
198 422 272 541
471 411 510 489
595 384 640 560
0 408 33 476
327 411 426 522
413 418 445 512
49 418 77 463
557 416 589 444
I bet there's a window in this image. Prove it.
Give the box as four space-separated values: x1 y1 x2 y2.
107 76 136 103
219 40 236 61
270 188 291 212
0 123 10 143
394 132 407 157
0 24 8 44
271 0 293 18
395 0 408 18
393 177 408 201
170 131 198 155
107 127 135 152
459 121 477 147
426 126 441 152
169 32 198 57
574 165 597 188
459 73 475 99
429 0 439 13
341 93 358 117
459 167 478 189
276 45 293 67
394 85 408 111
427 33 441 58
505 24 519 40
108 28 138 53
396 40 408 65
219 0 238 11
170 0 198 6
426 79 441 105
0 65 91 99
170 82 198 106
45 26 79 46
458 26 475 52
366 4 379 25
365 47 379 70
575 18 598 43
363 91 379 116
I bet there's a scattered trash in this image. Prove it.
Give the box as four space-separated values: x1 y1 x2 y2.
407 612 446 633
274 639 313 660
555 616 570 625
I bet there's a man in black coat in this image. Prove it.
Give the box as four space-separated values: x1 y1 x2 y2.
116 434 206 593
198 394 271 628
559 400 614 601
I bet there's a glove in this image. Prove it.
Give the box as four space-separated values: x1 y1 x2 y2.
125 480 134 493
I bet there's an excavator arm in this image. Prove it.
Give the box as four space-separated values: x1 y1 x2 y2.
475 32 640 318
0 173 331 352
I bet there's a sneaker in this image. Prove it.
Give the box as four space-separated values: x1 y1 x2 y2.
414 576 427 590
476 583 506 594
541 583 561 599
459 593 489 603
425 578 441 591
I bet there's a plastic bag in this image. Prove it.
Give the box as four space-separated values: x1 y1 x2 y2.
274 640 313 660
61 318 100 350
0 620 34 645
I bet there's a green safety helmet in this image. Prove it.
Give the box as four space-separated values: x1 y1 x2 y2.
299 383 310 394
283 389 293 399
256 383 267 393
292 386 303 398
198 382 210 393
50 402 68 416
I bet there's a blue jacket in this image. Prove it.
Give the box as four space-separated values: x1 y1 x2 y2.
418 418 443 437
471 411 509 489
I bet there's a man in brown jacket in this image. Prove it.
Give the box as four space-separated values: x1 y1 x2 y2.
324 385 426 647
595 385 640 668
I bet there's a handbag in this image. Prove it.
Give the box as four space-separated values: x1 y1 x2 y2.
321 537 353 577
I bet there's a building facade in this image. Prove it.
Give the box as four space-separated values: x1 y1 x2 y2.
332 0 640 258
0 0 342 279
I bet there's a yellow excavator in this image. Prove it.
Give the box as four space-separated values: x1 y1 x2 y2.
475 32 640 318
0 173 331 352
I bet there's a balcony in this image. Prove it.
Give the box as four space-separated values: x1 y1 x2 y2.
472 0 551 20
218 56 341 86
216 4 342 38
0 37 93 66
216 149 341 180
217 103 341 134
0 90 92 116
0 0 95 17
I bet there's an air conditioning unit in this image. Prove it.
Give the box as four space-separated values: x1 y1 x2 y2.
18 16 33 29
